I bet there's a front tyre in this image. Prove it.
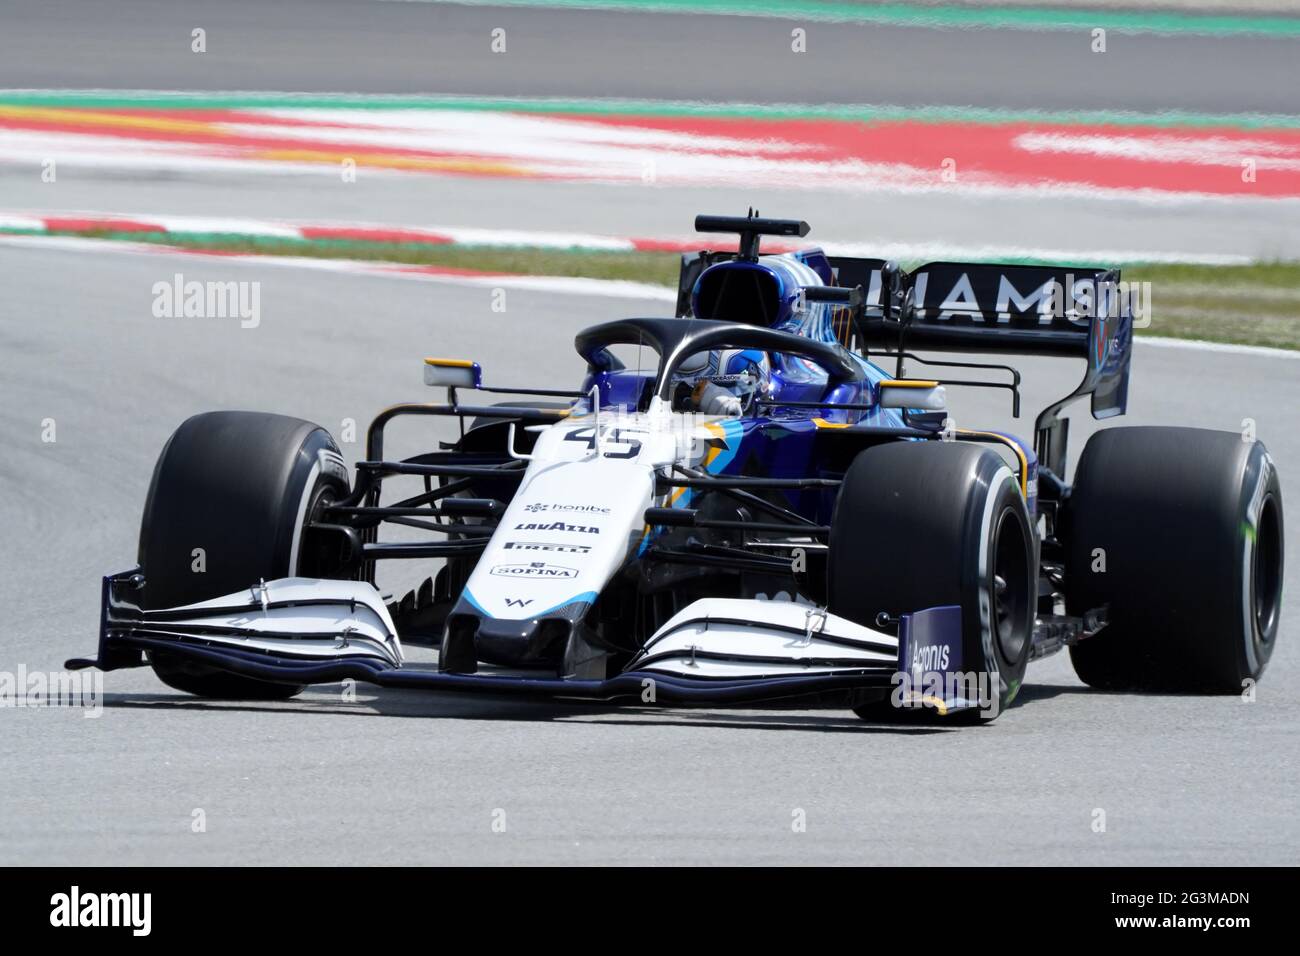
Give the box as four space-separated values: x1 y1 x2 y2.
1065 426 1283 693
139 411 351 699
829 442 1035 721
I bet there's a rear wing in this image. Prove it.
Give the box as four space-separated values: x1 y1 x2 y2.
832 260 1133 476
896 263 1134 476
900 261 1130 418
897 262 1127 360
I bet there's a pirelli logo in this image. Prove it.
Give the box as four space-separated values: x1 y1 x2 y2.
503 541 592 554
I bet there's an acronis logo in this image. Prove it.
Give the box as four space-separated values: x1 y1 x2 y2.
910 643 950 673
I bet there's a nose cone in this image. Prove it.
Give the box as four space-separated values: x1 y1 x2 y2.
460 454 655 622
444 613 574 670
473 616 538 665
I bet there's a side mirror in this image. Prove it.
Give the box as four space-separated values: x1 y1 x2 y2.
802 284 864 308
423 358 482 389
879 379 946 411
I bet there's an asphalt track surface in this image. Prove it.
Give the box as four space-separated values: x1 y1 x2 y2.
0 243 1296 865
1 0 1297 114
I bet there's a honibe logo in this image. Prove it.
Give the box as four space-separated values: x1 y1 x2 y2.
50 886 152 936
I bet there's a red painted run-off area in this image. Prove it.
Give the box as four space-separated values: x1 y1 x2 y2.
40 216 165 233
4 105 1299 198
583 112 1300 197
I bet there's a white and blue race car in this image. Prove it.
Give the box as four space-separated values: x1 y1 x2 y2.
70 213 1285 721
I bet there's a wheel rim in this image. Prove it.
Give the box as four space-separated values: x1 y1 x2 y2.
1252 493 1282 643
296 483 342 578
992 507 1031 664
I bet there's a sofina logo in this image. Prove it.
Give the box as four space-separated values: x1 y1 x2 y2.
491 562 578 579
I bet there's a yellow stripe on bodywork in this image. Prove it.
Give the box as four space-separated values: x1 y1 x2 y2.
424 357 475 368
667 420 730 507
812 420 1028 498
879 379 940 388
702 421 726 467
898 693 950 716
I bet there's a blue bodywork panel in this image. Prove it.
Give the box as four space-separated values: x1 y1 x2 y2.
584 247 1039 526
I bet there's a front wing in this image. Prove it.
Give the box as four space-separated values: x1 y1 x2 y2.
69 570 970 709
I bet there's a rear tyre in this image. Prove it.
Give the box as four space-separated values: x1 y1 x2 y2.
1065 426 1283 693
139 411 351 699
829 442 1035 721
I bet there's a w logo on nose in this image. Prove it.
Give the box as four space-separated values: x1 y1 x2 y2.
504 598 533 608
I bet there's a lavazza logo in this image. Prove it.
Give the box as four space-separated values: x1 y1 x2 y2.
50 886 151 936
514 521 600 534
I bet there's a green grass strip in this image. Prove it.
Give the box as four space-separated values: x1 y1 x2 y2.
407 0 1300 38
5 226 1297 349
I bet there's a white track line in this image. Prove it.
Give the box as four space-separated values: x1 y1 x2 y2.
1 209 1264 265
1135 336 1300 358
0 232 675 302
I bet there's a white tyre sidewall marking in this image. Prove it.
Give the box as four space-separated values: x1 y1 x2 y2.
977 465 1016 700
287 459 324 576
1240 450 1274 675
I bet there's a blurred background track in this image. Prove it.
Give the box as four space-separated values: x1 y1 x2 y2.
0 0 1296 111
2 0 1298 262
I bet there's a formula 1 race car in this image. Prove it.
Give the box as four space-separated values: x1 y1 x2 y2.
69 213 1285 721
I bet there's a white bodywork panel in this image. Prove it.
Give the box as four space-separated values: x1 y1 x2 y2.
460 409 731 621
632 597 898 679
151 577 402 666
